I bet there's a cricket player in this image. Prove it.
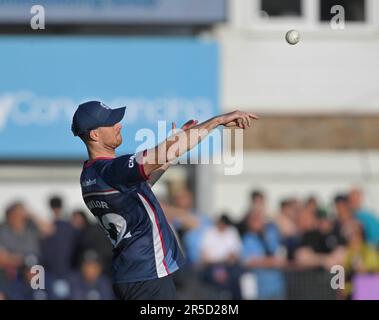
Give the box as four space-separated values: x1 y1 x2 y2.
71 100 257 300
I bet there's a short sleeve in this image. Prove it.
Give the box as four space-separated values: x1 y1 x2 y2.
101 151 149 187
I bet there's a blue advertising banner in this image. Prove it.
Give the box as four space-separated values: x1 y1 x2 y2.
0 37 219 159
0 0 226 24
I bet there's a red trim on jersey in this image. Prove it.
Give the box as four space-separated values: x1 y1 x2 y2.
138 149 150 180
84 157 115 168
138 163 149 180
139 193 170 275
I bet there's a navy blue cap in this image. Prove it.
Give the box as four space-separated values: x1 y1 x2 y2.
71 101 126 136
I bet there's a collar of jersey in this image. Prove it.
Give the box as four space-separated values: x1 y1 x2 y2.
84 156 115 168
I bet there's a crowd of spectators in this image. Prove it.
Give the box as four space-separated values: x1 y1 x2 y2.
1 187 378 300
0 196 113 300
167 187 379 300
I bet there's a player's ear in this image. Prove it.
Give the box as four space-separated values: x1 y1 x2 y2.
89 129 99 142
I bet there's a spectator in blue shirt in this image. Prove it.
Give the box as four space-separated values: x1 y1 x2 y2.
173 189 213 266
241 210 286 299
348 188 379 246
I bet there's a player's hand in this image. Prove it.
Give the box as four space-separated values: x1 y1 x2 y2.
218 110 258 129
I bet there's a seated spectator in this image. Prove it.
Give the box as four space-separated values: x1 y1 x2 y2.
199 214 242 299
73 219 113 277
335 194 353 224
172 188 213 266
7 255 52 300
237 190 266 236
70 209 90 231
294 201 346 270
0 201 51 280
306 196 328 219
241 210 286 299
334 194 354 239
343 221 379 299
40 195 78 278
70 250 114 300
70 209 92 269
201 214 242 264
348 188 379 247
275 198 300 261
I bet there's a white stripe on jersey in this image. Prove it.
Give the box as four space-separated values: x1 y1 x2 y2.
137 193 169 278
82 190 121 198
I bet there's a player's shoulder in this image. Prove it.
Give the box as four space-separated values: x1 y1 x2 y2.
81 157 119 175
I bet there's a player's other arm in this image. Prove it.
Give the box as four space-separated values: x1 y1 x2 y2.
142 110 258 177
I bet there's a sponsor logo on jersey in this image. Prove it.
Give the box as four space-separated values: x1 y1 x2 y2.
82 178 96 187
129 154 136 168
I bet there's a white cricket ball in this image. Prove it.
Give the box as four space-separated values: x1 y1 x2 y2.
285 29 300 45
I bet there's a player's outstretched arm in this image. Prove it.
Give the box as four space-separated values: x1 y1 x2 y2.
142 110 258 177
147 120 198 187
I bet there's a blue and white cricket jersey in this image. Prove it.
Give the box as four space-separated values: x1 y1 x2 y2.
80 154 185 283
